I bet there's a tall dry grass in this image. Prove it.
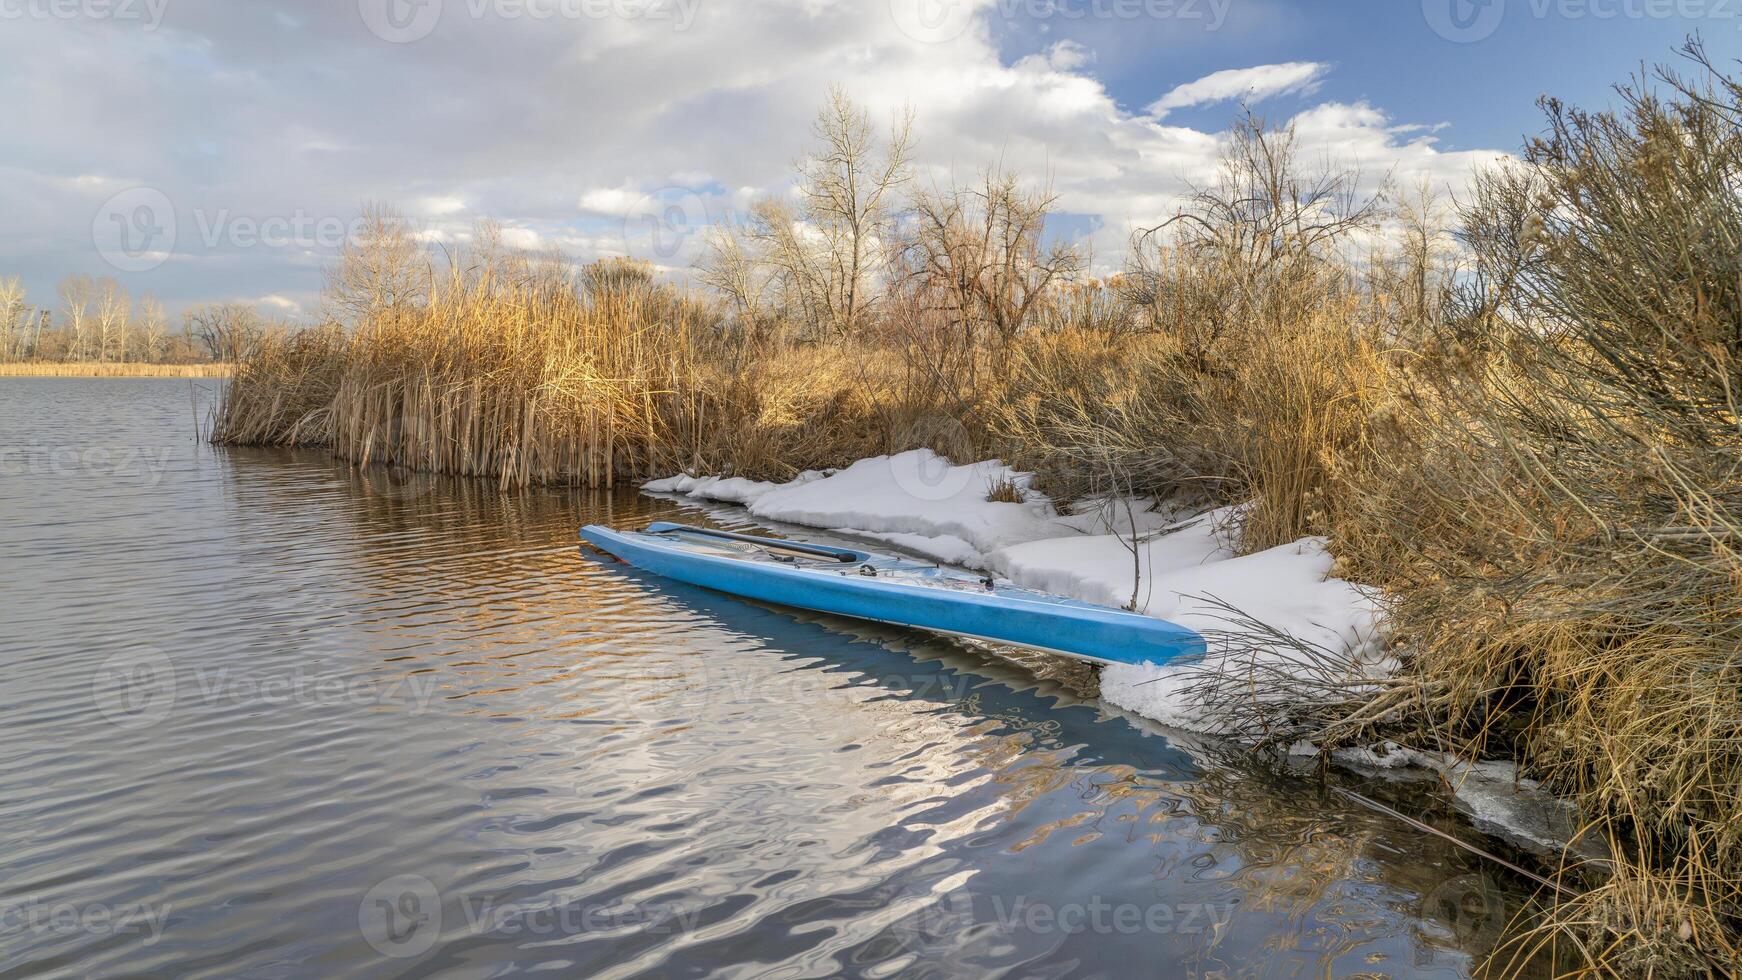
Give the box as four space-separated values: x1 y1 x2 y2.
215 246 960 488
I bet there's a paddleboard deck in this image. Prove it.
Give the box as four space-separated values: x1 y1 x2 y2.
580 521 1206 668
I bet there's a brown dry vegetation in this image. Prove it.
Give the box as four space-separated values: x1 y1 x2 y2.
213 44 1742 976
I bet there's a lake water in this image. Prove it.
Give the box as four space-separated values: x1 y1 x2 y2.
0 378 1537 978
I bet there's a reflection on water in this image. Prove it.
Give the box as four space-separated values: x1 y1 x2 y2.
0 378 1544 978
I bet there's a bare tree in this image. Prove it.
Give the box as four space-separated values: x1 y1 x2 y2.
94 278 131 362
907 165 1084 348
1124 113 1383 349
58 274 95 361
138 293 167 361
1364 175 1455 339
0 277 26 361
324 204 426 322
697 226 773 327
795 86 913 335
711 88 913 338
185 303 264 362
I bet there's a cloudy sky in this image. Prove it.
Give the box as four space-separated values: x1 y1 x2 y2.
0 0 1722 319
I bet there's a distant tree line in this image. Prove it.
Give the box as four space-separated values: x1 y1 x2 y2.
0 274 271 364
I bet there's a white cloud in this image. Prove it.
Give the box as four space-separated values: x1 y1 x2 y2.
577 188 645 218
419 196 468 216
1147 62 1330 118
499 227 543 251
256 294 303 317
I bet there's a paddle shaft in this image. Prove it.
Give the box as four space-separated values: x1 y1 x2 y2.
654 525 859 563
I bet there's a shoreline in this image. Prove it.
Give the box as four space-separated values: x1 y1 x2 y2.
641 452 1586 857
0 362 231 378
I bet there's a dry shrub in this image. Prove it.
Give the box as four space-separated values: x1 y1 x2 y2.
685 342 910 481
1334 44 1742 973
992 327 1236 504
992 307 1387 549
988 114 1392 549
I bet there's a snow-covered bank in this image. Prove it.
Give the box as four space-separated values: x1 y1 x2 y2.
646 450 1386 732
